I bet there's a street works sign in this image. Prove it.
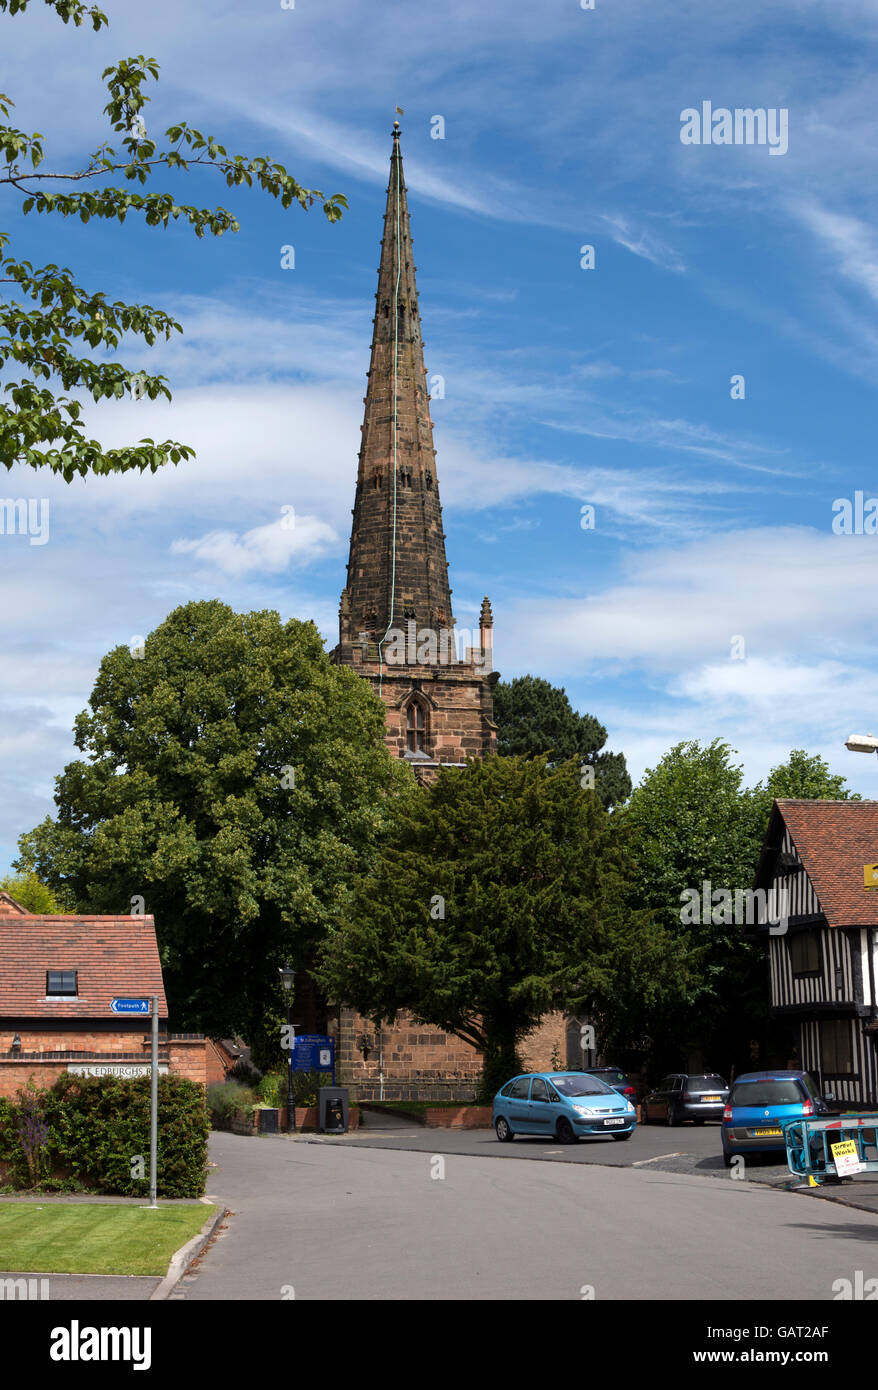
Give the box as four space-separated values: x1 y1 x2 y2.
109 997 151 1015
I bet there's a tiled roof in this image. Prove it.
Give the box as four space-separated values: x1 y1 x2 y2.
776 800 878 928
0 891 28 916
0 916 167 1018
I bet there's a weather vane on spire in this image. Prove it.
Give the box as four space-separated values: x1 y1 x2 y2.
393 105 404 136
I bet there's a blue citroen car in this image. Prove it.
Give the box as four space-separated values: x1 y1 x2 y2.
493 1071 637 1143
721 1070 830 1165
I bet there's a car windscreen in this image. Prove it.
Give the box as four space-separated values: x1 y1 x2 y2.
551 1075 614 1097
592 1070 626 1084
730 1080 803 1107
686 1076 726 1091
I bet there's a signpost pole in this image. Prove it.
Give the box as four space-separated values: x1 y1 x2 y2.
148 995 158 1208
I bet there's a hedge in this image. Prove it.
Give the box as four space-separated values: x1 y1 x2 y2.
0 1073 210 1198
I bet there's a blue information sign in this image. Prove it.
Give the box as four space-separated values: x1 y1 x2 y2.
110 997 151 1015
292 1034 335 1083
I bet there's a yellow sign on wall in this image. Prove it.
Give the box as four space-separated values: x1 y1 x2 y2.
864 864 878 889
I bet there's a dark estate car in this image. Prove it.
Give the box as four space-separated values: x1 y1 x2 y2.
641 1073 729 1125
581 1067 638 1101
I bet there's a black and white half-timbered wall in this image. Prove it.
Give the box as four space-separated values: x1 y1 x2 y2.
754 800 878 1106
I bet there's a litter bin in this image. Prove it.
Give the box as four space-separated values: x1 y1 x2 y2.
259 1107 279 1135
319 1086 349 1134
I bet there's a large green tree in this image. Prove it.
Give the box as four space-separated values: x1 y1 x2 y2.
1 0 345 478
621 739 763 1075
621 741 862 1076
0 870 62 912
320 754 680 1098
492 675 631 809
16 600 412 1046
748 748 861 844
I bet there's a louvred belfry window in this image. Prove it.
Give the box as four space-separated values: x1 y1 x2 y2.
406 701 426 753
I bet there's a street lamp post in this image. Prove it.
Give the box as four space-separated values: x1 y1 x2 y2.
845 734 878 755
279 963 296 1133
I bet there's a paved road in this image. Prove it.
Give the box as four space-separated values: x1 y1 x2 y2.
177 1130 878 1300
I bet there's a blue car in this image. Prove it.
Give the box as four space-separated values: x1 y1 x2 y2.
493 1071 637 1143
721 1069 830 1166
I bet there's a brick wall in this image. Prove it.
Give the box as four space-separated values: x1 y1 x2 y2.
519 1013 568 1073
0 1026 210 1097
205 1038 233 1085
336 1007 572 1101
167 1037 208 1087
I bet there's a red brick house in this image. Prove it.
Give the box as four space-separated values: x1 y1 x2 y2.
0 906 211 1098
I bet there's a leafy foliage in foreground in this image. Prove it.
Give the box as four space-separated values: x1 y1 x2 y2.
0 0 346 477
0 1073 209 1196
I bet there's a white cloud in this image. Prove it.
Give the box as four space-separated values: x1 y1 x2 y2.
602 214 686 274
792 202 878 303
170 512 338 576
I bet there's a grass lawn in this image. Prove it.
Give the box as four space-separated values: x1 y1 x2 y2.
0 1203 215 1276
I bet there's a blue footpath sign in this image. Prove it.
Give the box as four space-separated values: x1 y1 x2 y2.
293 1034 335 1084
110 997 151 1015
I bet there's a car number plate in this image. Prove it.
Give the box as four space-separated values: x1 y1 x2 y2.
603 1118 625 1126
752 1127 783 1137
702 1095 721 1102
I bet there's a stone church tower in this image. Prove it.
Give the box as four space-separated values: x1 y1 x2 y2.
331 121 497 775
328 125 568 1099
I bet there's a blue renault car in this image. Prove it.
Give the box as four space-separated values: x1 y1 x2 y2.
721 1069 830 1165
493 1071 637 1143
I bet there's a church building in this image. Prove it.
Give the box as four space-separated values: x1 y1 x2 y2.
329 124 567 1098
331 120 496 775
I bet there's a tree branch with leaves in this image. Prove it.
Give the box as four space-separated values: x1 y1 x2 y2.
0 0 346 478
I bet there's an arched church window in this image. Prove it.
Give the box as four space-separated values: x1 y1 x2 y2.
406 700 426 754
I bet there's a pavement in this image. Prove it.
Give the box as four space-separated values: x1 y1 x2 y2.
316 1115 878 1214
5 1122 877 1299
170 1128 878 1301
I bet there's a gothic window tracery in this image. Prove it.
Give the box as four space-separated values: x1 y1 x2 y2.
405 698 427 754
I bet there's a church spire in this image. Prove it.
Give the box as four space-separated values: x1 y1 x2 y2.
341 122 453 653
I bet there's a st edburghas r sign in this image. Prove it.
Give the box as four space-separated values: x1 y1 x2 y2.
67 1064 168 1078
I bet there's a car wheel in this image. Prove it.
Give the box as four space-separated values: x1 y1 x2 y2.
723 1150 733 1167
666 1104 677 1127
612 1131 633 1141
495 1116 514 1143
556 1117 577 1144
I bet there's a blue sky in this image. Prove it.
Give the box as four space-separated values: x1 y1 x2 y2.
3 0 878 869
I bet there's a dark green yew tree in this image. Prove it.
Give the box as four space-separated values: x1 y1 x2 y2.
493 675 631 810
320 754 678 1098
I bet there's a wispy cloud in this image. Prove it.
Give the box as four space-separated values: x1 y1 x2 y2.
602 214 686 273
